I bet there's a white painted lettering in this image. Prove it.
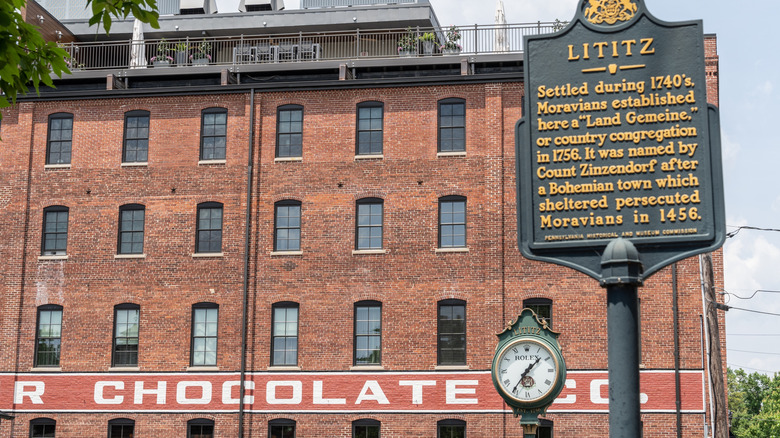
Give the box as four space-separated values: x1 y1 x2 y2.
134 381 167 405
398 380 436 405
553 379 577 404
446 380 478 404
222 380 255 405
355 380 390 405
313 381 346 405
266 381 302 405
94 381 125 405
14 381 44 405
590 379 609 404
176 381 212 405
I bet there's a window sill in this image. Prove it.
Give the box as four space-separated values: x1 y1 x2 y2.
437 151 466 157
38 255 68 261
44 164 71 169
192 252 224 258
270 250 303 256
350 365 384 371
354 154 384 160
109 366 140 372
198 159 226 165
186 366 220 371
114 253 146 259
352 249 388 255
268 366 302 371
435 247 470 253
31 367 62 372
435 365 470 371
121 162 148 167
275 157 302 162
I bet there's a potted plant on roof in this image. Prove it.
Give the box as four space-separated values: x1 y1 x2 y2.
151 38 173 67
441 25 462 55
190 41 212 66
173 41 189 66
397 27 417 57
420 32 437 56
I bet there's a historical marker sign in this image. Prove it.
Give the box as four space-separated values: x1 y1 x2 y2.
517 0 726 279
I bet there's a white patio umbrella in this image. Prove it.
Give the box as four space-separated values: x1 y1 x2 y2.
494 0 509 52
130 18 146 68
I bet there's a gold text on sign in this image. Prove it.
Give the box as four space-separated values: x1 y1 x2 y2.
568 38 655 61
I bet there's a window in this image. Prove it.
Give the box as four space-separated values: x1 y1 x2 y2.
112 304 139 367
537 419 553 438
352 419 380 438
523 298 552 328
354 301 381 365
271 302 299 366
356 198 383 250
188 418 214 438
35 305 63 367
46 113 73 165
276 105 303 158
191 303 218 367
30 418 56 438
122 110 149 163
108 418 134 438
196 202 223 253
438 98 466 152
201 108 227 160
356 102 383 155
42 206 69 256
439 196 466 248
274 201 301 252
438 300 466 365
268 419 296 438
437 419 466 438
118 204 145 255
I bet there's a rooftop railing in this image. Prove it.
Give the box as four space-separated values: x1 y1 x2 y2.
59 22 560 72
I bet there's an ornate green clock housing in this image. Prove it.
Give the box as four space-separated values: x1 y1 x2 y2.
491 308 567 434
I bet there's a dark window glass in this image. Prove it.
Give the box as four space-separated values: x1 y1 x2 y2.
352 419 380 438
438 300 466 365
108 419 134 438
354 301 381 365
196 202 223 253
437 419 466 438
438 99 466 152
46 113 73 165
356 198 383 250
113 305 139 367
276 105 303 158
35 305 63 367
272 302 299 366
118 205 145 254
188 418 215 438
274 201 301 251
122 110 149 163
42 206 69 255
268 419 296 438
356 102 383 155
523 298 552 328
201 108 227 160
439 196 466 248
30 418 56 438
537 419 553 438
191 304 218 366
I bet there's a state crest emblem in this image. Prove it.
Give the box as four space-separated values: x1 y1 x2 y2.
583 0 638 25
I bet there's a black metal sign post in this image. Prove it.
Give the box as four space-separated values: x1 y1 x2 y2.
515 0 726 436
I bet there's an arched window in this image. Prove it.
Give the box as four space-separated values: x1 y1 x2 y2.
437 419 466 438
29 417 56 437
107 418 134 438
268 418 296 438
188 418 215 438
523 298 553 328
352 419 380 438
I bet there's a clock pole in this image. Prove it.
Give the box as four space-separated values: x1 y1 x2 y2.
600 239 644 438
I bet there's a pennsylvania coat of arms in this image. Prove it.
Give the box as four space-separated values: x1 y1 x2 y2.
583 0 638 25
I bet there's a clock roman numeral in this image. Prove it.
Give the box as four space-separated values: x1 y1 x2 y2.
504 379 511 386
545 379 552 385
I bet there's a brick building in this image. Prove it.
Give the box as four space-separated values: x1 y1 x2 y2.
0 1 725 437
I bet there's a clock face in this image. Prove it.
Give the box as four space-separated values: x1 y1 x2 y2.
494 338 559 403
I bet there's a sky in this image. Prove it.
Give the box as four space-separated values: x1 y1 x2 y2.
213 0 780 375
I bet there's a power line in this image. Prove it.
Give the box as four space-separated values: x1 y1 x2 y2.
723 289 780 300
726 225 780 238
728 363 777 374
728 333 780 337
725 304 780 317
728 348 780 356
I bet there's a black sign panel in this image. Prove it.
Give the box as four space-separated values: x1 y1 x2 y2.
517 0 725 279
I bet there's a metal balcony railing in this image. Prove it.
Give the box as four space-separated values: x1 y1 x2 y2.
58 23 559 72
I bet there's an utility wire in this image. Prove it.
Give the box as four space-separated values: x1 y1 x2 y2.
728 363 777 373
728 333 780 337
728 348 780 356
726 225 780 238
723 289 780 300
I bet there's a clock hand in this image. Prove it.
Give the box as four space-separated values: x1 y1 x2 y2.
512 357 541 393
